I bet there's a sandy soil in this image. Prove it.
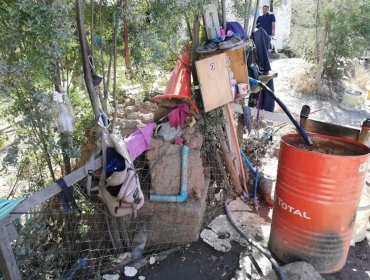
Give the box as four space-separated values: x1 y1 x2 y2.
271 58 370 128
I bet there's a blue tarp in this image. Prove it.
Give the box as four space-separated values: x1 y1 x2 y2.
0 197 25 220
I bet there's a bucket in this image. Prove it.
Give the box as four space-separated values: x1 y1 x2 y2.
352 182 370 243
340 89 364 111
269 134 370 274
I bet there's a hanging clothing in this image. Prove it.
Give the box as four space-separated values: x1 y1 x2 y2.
124 123 156 161
252 28 275 112
168 102 190 128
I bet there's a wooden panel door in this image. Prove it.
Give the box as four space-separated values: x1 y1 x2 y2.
195 53 233 112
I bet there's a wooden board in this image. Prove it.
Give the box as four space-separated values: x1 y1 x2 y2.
226 47 248 84
223 104 246 191
0 226 21 280
201 42 249 91
196 53 233 112
301 118 360 141
0 157 102 227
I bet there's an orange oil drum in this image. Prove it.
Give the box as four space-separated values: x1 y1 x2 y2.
269 133 370 273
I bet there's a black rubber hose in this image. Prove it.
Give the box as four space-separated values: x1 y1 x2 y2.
225 201 285 280
258 82 313 146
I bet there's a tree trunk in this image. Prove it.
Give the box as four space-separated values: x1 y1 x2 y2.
269 0 274 12
90 0 94 58
251 0 260 32
315 0 321 64
123 20 133 80
98 0 108 113
76 0 101 124
29 113 56 181
243 0 248 31
245 0 252 33
111 1 122 131
184 13 193 41
52 63 72 175
314 8 329 93
60 133 72 175
191 12 201 86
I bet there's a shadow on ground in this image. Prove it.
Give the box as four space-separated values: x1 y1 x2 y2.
133 238 370 280
135 241 244 280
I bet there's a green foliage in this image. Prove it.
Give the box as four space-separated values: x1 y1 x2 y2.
290 0 370 81
0 0 76 192
324 0 370 79
289 0 318 58
0 0 211 196
0 131 7 150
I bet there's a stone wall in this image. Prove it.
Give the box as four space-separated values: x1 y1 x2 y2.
117 98 158 137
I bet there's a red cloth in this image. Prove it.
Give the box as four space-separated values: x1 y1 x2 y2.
168 103 190 128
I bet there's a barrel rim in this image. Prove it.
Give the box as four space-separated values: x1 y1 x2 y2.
281 133 370 158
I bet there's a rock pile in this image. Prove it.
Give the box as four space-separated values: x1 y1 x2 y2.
116 98 158 137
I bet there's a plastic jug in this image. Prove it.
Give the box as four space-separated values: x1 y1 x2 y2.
352 183 370 243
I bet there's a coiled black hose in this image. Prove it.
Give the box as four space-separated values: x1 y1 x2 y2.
225 201 285 280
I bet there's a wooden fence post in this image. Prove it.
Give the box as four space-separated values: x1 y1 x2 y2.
0 225 21 280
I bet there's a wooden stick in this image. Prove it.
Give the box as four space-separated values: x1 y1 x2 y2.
0 226 21 280
220 141 243 194
223 104 247 190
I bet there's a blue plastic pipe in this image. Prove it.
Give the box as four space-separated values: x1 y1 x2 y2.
240 149 256 175
240 149 259 203
150 145 189 202
253 168 259 204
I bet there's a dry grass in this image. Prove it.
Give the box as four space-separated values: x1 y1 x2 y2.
350 66 370 92
291 66 320 96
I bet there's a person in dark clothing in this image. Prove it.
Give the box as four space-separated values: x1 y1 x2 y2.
256 5 276 37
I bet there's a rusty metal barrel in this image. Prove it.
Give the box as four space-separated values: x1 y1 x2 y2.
269 133 370 273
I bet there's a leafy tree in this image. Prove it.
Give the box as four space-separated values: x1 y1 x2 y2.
290 0 370 88
0 0 78 190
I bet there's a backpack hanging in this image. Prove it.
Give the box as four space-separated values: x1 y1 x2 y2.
99 128 144 217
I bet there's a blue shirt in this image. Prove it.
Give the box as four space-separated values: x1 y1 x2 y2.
256 13 276 36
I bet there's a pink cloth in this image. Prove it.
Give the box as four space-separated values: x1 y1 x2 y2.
175 137 183 145
168 103 190 128
124 123 156 160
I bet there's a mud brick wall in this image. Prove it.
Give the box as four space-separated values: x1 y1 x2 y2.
139 125 208 246
146 125 205 198
138 178 209 247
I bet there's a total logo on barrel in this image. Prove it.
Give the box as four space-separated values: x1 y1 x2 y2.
276 197 311 220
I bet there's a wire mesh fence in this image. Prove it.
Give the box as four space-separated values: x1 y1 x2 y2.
4 109 239 279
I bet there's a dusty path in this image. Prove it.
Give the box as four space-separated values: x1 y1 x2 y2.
271 58 370 128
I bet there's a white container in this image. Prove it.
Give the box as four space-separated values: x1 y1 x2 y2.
352 183 370 243
154 122 181 142
340 89 364 111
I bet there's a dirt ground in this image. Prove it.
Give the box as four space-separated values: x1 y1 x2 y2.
136 242 244 280
134 57 370 280
135 238 370 280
